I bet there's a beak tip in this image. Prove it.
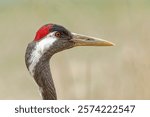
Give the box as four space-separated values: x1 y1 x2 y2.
109 42 115 46
104 41 115 46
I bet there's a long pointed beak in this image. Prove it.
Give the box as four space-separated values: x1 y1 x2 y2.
71 33 114 46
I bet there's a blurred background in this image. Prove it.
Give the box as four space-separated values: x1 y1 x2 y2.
0 0 150 99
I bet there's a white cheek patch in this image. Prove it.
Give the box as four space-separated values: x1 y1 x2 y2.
29 32 57 76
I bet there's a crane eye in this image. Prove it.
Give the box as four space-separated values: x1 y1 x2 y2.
55 32 61 38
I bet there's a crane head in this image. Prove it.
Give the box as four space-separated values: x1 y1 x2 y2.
33 23 114 55
26 23 114 76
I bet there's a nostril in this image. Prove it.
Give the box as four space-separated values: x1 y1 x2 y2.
86 38 94 41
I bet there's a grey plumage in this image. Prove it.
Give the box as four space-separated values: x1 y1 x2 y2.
25 39 74 100
25 24 114 100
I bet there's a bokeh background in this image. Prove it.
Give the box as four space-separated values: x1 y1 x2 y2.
0 0 150 99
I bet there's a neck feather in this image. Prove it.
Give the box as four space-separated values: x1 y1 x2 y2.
34 59 57 100
25 41 57 100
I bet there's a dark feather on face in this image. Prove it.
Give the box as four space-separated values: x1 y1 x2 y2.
51 24 73 40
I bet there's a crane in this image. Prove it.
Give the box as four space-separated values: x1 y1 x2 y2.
25 24 114 100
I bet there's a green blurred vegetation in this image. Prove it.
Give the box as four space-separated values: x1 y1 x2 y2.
0 0 150 99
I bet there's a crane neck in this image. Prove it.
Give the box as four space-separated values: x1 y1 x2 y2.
34 58 57 100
